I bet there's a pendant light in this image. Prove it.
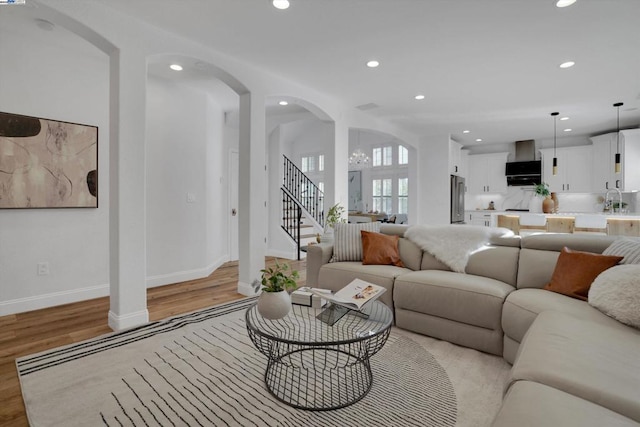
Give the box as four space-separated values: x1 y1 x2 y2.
614 102 623 174
551 112 559 176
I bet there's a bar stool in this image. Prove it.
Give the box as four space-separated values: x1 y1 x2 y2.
607 218 640 237
497 215 520 235
547 216 575 234
574 215 607 235
518 214 547 236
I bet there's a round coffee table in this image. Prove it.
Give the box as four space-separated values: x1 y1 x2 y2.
245 301 393 411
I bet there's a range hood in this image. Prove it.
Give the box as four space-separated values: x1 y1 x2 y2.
506 140 542 186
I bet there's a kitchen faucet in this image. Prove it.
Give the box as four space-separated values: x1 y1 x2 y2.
604 188 623 213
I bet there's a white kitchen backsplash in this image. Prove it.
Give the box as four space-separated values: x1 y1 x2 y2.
465 187 638 213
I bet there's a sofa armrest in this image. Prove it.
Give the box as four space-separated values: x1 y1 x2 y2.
306 243 334 286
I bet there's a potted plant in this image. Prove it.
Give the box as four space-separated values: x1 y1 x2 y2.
321 203 346 244
534 182 550 198
252 259 299 320
530 183 551 213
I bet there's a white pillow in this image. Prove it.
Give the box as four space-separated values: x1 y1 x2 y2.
588 265 640 329
332 222 380 262
602 237 640 264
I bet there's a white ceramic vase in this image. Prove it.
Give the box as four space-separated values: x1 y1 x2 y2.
257 290 292 320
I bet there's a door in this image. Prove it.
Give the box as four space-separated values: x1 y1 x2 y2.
229 150 239 261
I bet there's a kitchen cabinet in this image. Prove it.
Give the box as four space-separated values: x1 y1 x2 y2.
466 211 494 227
467 152 508 194
540 146 591 193
590 129 640 191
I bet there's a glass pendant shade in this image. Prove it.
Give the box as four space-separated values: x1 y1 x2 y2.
614 102 623 174
552 157 558 176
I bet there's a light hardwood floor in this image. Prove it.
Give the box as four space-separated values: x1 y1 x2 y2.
0 257 306 427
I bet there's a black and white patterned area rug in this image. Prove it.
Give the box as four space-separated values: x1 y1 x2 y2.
17 298 509 427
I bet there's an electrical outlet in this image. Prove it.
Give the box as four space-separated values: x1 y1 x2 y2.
37 262 49 276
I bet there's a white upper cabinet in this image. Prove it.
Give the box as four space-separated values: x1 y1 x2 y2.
449 140 465 176
590 129 640 191
540 146 592 193
467 152 508 194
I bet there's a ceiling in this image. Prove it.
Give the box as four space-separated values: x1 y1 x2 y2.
15 0 640 146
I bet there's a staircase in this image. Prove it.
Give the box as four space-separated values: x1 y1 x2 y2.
282 156 324 260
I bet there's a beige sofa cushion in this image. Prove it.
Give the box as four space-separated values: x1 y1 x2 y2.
492 381 640 427
502 288 630 345
398 237 423 271
318 262 411 309
509 311 640 422
466 245 520 287
517 234 619 289
394 270 514 331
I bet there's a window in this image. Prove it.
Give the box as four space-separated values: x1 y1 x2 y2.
318 155 324 172
318 182 324 193
372 178 392 213
398 177 408 214
383 146 392 166
372 147 382 167
398 145 408 165
373 146 393 167
301 156 315 173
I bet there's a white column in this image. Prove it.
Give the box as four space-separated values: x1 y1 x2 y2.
108 48 149 330
237 92 268 295
416 133 451 225
326 120 349 216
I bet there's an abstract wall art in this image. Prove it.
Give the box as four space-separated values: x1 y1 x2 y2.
0 112 98 209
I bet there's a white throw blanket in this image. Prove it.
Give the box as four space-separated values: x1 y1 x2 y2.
405 225 513 273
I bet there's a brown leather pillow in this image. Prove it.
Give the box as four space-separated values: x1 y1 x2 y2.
544 247 623 300
361 230 405 267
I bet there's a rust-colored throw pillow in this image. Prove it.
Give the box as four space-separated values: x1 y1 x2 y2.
544 247 623 301
361 230 405 267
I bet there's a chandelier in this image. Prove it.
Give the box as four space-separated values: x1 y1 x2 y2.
349 148 371 170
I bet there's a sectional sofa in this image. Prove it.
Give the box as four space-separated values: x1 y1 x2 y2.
306 224 640 426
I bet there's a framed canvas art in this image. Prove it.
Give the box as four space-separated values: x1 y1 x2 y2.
0 112 98 208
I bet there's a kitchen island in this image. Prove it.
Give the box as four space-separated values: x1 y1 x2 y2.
489 212 640 236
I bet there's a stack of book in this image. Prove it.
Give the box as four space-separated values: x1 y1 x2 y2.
291 288 329 309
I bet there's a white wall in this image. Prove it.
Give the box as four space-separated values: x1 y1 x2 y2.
0 16 110 315
145 76 230 286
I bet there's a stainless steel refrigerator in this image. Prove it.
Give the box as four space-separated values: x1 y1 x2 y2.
450 175 466 224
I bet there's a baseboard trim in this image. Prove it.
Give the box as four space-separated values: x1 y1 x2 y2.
237 280 258 297
108 309 149 331
0 284 109 317
146 256 230 288
266 248 304 260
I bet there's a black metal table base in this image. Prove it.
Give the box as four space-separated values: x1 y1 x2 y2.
264 348 373 411
245 303 392 411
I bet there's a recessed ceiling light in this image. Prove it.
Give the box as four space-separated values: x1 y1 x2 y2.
169 64 183 71
463 130 470 134
556 0 577 7
564 128 572 132
278 101 288 106
476 138 482 142
272 0 290 10
559 61 575 69
414 95 425 100
366 60 380 68
560 116 569 121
